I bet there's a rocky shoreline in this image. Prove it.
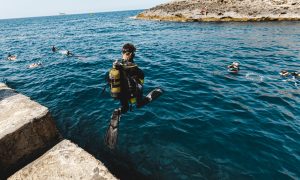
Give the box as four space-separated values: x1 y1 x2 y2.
136 0 300 22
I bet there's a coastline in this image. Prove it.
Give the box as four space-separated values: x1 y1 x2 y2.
136 0 300 22
136 14 300 22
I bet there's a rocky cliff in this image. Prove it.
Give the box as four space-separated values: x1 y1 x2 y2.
137 0 300 22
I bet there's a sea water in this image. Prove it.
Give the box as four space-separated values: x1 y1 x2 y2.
1 10 300 179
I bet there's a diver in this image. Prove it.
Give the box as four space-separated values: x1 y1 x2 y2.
66 50 73 56
280 70 290 77
28 62 42 69
227 62 240 73
52 45 58 52
7 53 17 61
107 43 149 114
105 43 163 149
291 72 300 78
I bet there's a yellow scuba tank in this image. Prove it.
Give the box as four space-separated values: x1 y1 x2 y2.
109 61 121 98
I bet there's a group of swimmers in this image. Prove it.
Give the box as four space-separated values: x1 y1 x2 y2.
227 61 299 78
279 70 300 78
6 51 300 77
5 45 75 69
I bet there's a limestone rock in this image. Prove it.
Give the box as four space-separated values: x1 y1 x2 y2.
0 83 61 178
136 0 300 22
9 140 117 180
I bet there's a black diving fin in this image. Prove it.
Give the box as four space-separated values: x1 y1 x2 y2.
146 88 163 103
136 88 164 108
104 108 121 149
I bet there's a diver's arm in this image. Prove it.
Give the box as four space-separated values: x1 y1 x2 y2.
135 67 144 84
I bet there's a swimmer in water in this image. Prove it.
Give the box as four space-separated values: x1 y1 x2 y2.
279 70 290 77
66 50 73 56
28 62 42 69
227 62 240 73
7 53 17 61
291 72 300 78
52 46 58 52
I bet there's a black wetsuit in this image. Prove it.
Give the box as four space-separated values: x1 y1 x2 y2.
107 60 146 113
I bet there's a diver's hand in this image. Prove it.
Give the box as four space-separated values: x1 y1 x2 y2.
115 63 122 70
132 76 142 84
137 83 143 89
113 60 122 70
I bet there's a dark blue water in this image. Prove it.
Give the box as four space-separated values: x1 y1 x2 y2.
1 10 300 179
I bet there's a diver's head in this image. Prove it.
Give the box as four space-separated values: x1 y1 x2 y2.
122 43 136 62
232 62 239 67
291 72 300 77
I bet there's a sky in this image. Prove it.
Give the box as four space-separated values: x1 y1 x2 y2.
0 0 170 19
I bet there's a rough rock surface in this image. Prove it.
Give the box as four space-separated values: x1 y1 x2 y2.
9 139 117 180
137 0 300 22
0 83 61 178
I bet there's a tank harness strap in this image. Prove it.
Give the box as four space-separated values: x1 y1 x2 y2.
129 104 133 112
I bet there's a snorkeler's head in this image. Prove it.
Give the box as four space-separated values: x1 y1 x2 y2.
280 70 289 76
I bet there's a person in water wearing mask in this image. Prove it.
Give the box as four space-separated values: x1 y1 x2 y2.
7 53 17 61
66 50 73 56
227 62 240 73
291 72 300 78
279 70 300 79
280 70 290 77
52 46 58 52
28 62 42 69
107 43 149 114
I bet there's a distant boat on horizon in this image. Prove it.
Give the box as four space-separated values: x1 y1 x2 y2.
59 13 66 15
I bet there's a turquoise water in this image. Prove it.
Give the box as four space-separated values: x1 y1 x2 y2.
1 10 300 179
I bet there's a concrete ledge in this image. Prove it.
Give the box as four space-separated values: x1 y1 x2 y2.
0 83 61 177
9 140 117 180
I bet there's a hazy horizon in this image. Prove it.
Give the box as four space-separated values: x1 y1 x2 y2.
0 9 145 21
0 0 170 20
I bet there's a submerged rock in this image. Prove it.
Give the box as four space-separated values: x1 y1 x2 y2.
136 0 300 22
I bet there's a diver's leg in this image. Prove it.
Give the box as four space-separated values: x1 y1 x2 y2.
120 96 129 114
104 108 121 149
136 84 150 108
137 88 163 108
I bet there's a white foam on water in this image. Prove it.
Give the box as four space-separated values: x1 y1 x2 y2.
129 16 137 19
245 72 264 82
59 50 68 55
